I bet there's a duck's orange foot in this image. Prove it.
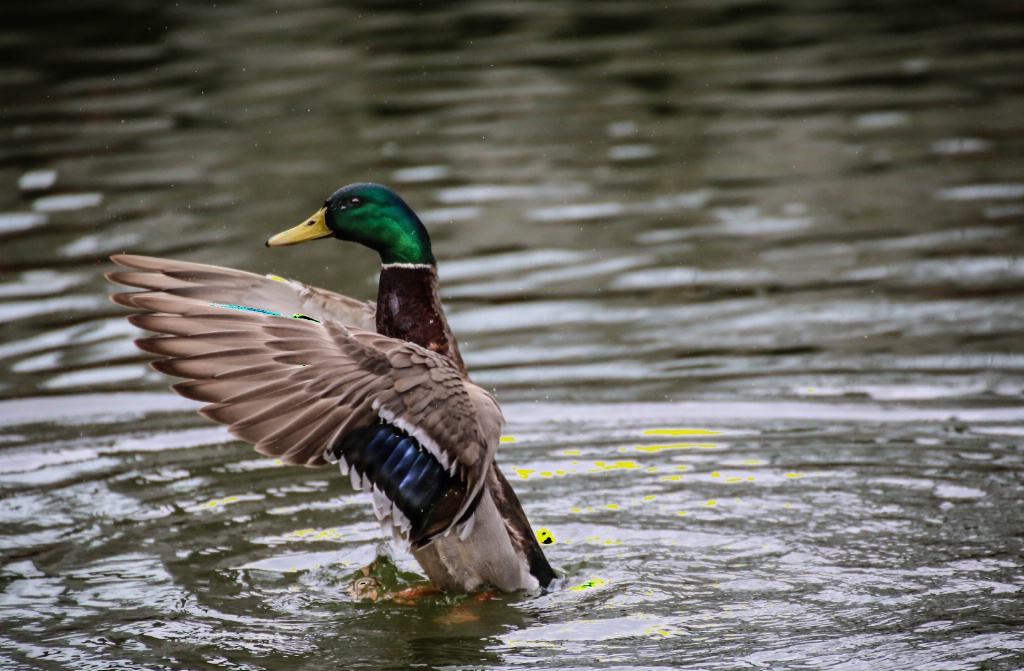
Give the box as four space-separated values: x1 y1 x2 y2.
468 589 499 603
433 590 499 625
390 585 444 604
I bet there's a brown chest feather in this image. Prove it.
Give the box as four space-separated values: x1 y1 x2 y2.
376 266 466 374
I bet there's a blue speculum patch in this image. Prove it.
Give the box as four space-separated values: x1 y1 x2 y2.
335 422 462 541
210 302 283 316
209 302 321 323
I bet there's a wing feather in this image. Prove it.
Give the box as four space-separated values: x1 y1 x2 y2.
109 255 502 547
109 254 376 329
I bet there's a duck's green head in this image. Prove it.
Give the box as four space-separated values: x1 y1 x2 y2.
267 183 435 266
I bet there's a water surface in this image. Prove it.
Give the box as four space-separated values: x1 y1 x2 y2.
1 1 1023 670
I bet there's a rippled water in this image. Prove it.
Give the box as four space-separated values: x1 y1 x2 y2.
2 1 1023 669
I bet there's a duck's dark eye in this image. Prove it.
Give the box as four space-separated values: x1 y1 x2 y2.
348 196 363 208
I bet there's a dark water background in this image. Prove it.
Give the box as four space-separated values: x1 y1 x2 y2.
1 1 1023 669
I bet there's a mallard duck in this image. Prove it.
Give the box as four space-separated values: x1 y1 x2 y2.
108 183 556 593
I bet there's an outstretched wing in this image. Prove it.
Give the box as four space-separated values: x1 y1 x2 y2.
108 254 376 330
109 256 503 550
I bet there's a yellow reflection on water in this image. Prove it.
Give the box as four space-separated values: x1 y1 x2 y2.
636 443 717 451
283 528 344 542
644 429 722 436
201 497 238 508
191 493 265 511
570 578 607 591
536 527 555 545
589 461 638 472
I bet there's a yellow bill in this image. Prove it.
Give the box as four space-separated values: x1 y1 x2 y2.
266 207 332 246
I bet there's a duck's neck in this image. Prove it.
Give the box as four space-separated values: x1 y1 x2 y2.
376 264 466 375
